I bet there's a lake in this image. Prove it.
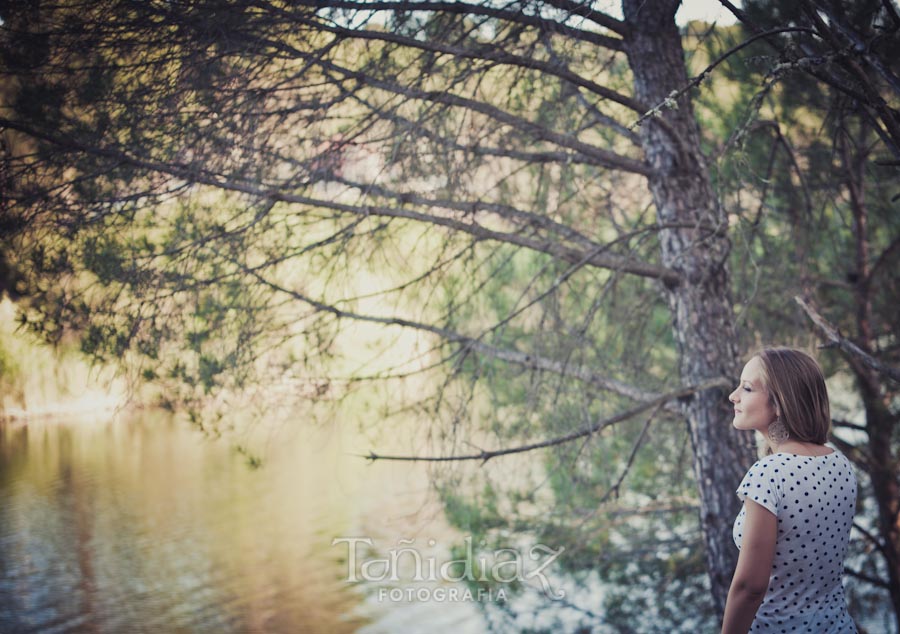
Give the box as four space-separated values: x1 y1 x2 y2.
0 411 490 633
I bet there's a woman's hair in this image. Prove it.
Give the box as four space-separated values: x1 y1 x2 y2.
755 347 831 444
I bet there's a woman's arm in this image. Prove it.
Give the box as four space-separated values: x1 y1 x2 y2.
721 499 778 634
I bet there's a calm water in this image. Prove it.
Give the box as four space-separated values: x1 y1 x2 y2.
0 412 487 633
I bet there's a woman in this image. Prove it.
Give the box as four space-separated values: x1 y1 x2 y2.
721 347 858 633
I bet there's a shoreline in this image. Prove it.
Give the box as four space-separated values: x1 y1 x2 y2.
0 393 128 426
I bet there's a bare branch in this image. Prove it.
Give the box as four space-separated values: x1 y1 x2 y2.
853 521 891 560
540 0 628 36
328 174 602 249
843 566 891 589
290 0 626 50
811 1 900 96
795 295 900 383
224 27 639 172
359 379 728 463
604 501 699 517
716 0 755 29
751 119 813 217
291 14 645 112
596 401 662 504
883 0 900 30
306 55 653 175
240 265 667 403
801 2 900 154
833 419 868 433
869 234 900 283
630 28 821 130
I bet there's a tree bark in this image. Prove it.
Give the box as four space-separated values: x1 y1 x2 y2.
841 124 900 626
863 385 900 624
622 0 757 614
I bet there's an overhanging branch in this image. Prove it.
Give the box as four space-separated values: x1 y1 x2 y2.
358 379 728 463
293 0 626 50
0 117 680 284
239 265 668 404
305 54 652 175
292 14 644 112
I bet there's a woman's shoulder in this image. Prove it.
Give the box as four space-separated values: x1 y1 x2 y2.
739 454 783 483
746 453 782 471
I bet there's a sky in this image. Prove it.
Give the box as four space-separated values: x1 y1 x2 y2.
676 0 740 26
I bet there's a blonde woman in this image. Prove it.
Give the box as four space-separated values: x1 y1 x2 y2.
722 347 858 633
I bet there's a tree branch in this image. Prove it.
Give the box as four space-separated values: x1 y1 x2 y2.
810 1 900 96
121 17 651 175
829 433 870 474
596 402 662 504
751 119 813 217
218 24 639 172
539 0 628 36
794 295 900 383
716 0 755 29
289 13 645 112
293 0 626 50
305 54 653 175
239 265 669 404
833 418 868 433
0 117 679 283
869 234 900 283
630 27 821 130
843 566 891 589
852 521 890 560
359 379 729 463
327 174 602 250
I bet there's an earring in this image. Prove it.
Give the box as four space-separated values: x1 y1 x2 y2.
767 416 789 445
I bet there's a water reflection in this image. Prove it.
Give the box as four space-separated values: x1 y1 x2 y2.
0 413 485 633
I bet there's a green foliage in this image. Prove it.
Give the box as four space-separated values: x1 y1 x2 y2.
2 0 898 628
690 7 899 621
0 334 22 393
440 482 507 534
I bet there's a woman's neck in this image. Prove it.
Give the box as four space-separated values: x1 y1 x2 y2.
769 439 832 456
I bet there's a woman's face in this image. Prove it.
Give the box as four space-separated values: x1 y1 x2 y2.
729 356 778 433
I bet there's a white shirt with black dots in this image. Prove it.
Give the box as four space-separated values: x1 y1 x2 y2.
733 449 858 633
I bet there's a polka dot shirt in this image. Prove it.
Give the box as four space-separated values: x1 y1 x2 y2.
733 449 858 633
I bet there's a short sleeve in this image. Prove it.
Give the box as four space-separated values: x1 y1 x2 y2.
736 457 781 516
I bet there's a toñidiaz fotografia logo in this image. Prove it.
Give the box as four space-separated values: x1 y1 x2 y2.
331 535 566 602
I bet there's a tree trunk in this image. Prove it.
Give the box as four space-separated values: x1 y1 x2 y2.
622 0 758 614
864 388 900 625
842 125 900 626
